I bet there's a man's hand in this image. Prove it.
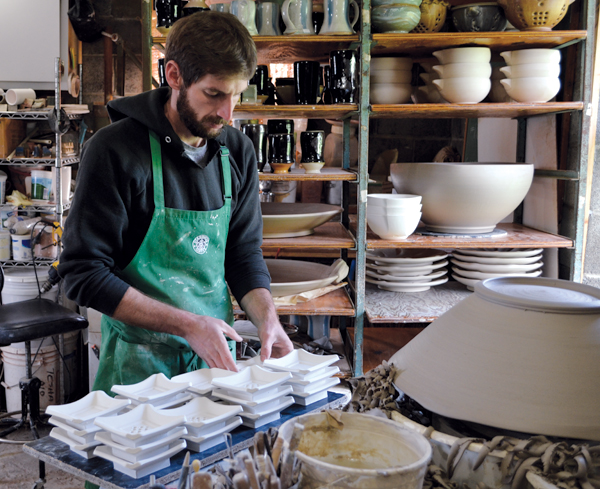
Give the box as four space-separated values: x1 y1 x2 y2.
258 319 294 362
183 316 242 371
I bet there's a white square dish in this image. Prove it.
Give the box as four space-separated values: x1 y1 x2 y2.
287 366 340 385
292 389 329 406
172 368 237 396
211 384 293 407
238 396 294 421
289 376 340 396
111 373 190 404
93 440 185 479
50 427 102 452
239 410 282 429
45 391 131 430
210 366 292 398
94 403 185 448
185 433 227 453
130 392 193 409
48 416 102 445
182 416 242 444
263 350 339 374
94 426 187 464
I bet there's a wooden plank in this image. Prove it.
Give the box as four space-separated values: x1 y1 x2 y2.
370 103 584 119
254 35 359 63
233 104 357 120
262 247 355 258
262 222 355 249
259 167 357 181
371 31 587 57
347 326 425 373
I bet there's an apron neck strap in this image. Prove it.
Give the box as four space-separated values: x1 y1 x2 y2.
149 130 165 209
219 146 232 201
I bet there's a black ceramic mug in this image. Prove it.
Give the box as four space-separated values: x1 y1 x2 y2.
250 65 270 96
329 50 359 104
268 133 295 163
267 119 294 135
241 123 268 171
156 0 182 31
320 65 333 104
158 59 168 87
294 61 321 105
300 130 325 162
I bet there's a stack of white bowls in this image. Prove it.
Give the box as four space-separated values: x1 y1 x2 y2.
418 63 444 103
489 63 512 103
365 248 449 292
431 47 492 104
370 57 414 104
499 49 561 103
367 193 422 240
451 248 544 290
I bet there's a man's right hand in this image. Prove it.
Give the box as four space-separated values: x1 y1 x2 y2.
184 316 242 371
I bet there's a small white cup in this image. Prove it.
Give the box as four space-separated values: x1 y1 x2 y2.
5 89 36 106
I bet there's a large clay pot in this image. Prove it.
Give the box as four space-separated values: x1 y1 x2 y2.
496 0 576 31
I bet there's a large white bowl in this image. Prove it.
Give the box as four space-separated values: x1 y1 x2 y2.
371 57 413 71
261 203 342 238
371 69 413 84
499 62 561 79
367 205 422 216
390 162 534 234
367 193 422 208
500 76 561 103
265 258 348 297
432 77 491 104
370 82 413 104
500 48 561 66
367 212 422 240
432 47 491 65
432 62 492 79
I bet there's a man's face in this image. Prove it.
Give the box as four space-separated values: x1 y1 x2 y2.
177 74 248 139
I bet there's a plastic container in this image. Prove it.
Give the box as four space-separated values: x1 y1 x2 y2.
10 233 33 261
0 229 11 259
0 170 7 204
1 268 58 304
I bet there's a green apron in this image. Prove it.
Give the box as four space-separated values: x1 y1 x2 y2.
93 130 236 395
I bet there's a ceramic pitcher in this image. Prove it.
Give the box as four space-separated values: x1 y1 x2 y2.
231 0 259 35
319 0 359 35
282 0 315 35
257 2 282 35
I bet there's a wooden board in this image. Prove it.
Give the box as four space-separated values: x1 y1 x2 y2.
233 104 357 120
262 221 355 249
259 167 357 181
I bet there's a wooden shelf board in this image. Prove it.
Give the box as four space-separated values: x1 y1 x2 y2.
371 31 587 56
262 221 355 249
259 167 357 181
370 102 584 119
364 280 472 323
262 247 355 258
233 104 357 119
254 35 359 63
347 326 425 373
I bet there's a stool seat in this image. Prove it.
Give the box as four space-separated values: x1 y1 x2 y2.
0 298 88 346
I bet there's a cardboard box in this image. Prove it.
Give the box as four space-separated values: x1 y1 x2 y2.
0 119 27 158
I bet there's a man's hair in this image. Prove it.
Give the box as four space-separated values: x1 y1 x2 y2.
165 11 257 87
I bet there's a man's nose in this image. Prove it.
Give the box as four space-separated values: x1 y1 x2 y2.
217 96 236 122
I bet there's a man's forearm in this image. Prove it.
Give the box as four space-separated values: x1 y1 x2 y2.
239 287 279 329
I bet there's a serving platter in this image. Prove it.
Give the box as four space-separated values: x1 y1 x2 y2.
366 248 448 263
454 248 544 258
451 251 542 265
211 384 293 407
263 349 339 374
261 202 342 238
111 373 190 404
266 258 348 297
450 258 543 273
45 391 131 429
210 365 292 396
366 275 449 292
287 366 340 385
171 368 237 396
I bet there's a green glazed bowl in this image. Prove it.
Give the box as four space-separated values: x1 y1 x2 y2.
372 0 421 8
372 3 422 33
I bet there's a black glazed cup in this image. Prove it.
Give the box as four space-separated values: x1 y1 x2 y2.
329 50 359 104
250 65 270 95
300 130 325 162
268 133 295 164
294 61 321 105
241 123 268 171
267 119 294 135
156 0 182 30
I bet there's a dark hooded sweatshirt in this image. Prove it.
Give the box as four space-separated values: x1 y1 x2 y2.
58 87 270 316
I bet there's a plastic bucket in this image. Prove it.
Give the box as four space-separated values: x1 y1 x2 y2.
0 229 11 259
1 268 58 304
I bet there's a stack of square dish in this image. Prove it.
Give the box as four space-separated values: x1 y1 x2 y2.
263 349 340 406
93 404 187 479
210 365 294 429
171 368 238 400
157 396 243 452
365 248 449 292
46 391 131 459
451 248 544 290
111 373 192 409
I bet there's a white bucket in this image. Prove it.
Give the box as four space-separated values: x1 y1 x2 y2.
10 234 33 261
1 268 58 304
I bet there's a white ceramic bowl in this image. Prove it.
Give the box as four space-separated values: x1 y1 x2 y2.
418 73 440 84
500 76 561 103
370 83 413 104
500 48 561 66
432 47 491 65
367 212 422 240
371 57 413 71
499 62 561 79
488 78 512 102
367 205 422 216
371 69 413 84
390 162 534 234
301 162 325 173
418 85 446 103
432 77 491 104
367 193 422 208
432 62 492 79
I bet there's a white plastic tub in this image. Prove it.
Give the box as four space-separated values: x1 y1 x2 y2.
1 268 58 304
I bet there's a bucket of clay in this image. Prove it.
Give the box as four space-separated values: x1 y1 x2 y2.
278 411 432 489
1 344 60 413
1 268 59 304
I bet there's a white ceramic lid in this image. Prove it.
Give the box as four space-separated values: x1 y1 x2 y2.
476 277 600 313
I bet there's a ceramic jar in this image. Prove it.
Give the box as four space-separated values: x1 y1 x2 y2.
282 0 315 34
372 0 423 33
241 124 268 171
319 0 360 35
451 2 507 32
231 0 259 35
497 0 576 31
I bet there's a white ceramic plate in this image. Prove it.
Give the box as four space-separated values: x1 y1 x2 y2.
182 416 242 443
291 389 330 406
263 349 340 374
366 248 448 264
238 396 295 421
111 373 190 404
266 258 348 297
45 391 131 429
211 384 293 407
129 392 193 410
211 366 292 395
94 404 185 448
454 248 543 258
452 266 544 280
451 258 543 273
366 259 449 276
452 251 542 265
50 427 102 451
452 273 478 291
48 416 101 445
156 396 242 430
365 268 447 282
171 368 237 396
240 410 282 429
366 276 449 292
290 376 340 396
261 202 342 238
287 366 340 386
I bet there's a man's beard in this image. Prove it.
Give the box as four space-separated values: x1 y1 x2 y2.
177 85 227 139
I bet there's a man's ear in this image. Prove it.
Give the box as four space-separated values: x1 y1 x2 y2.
165 60 184 90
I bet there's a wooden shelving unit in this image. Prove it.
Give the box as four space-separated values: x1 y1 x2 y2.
259 167 356 181
262 222 355 250
234 104 357 120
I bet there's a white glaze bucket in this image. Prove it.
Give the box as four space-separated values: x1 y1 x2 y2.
1 268 59 304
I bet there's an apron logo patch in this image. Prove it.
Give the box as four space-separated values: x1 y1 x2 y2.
192 235 210 255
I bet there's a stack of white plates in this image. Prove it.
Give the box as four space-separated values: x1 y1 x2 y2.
451 248 544 290
263 350 340 406
157 396 243 452
365 249 449 292
111 373 192 409
93 404 187 478
46 391 131 459
171 368 238 400
210 366 294 429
